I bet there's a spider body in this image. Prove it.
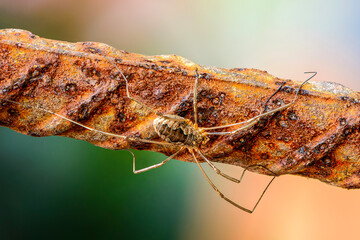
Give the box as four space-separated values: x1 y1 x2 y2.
153 115 209 147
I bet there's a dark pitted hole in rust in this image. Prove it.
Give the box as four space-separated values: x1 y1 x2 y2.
64 83 77 94
117 112 126 122
2 86 12 93
273 98 284 106
159 60 171 64
230 68 246 72
268 143 275 149
339 118 347 126
257 118 268 128
342 127 354 137
176 100 192 117
281 86 294 93
91 95 100 102
298 89 309 95
298 146 307 155
77 103 90 120
281 136 292 142
198 73 212 80
198 107 216 124
314 143 327 154
277 120 289 128
351 98 359 104
124 73 134 81
320 157 336 168
212 97 220 105
340 96 350 101
74 60 82 66
53 86 62 94
8 108 19 117
86 47 100 54
229 134 255 151
287 111 298 120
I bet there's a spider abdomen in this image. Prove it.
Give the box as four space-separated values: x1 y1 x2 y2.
153 115 208 147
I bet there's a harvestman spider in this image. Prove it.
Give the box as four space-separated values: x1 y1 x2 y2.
0 49 316 213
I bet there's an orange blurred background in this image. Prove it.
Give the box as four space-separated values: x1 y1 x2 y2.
0 0 359 239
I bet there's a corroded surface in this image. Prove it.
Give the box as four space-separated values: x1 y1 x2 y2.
0 29 359 188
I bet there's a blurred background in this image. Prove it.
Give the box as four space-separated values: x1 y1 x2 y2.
0 0 359 239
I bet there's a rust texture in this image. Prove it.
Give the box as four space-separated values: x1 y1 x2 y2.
0 29 359 189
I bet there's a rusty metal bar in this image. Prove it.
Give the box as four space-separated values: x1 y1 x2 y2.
0 29 359 189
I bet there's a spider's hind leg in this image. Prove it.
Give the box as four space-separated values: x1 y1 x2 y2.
190 149 275 213
196 149 277 185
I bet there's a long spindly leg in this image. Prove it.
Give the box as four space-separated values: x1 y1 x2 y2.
96 49 164 117
0 97 174 147
237 164 277 212
193 69 200 127
204 72 317 135
206 117 259 136
196 149 241 183
126 148 183 174
153 69 200 124
190 149 276 213
189 148 252 213
197 149 277 186
239 164 277 184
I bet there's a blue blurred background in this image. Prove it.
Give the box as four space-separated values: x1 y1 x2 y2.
0 0 359 239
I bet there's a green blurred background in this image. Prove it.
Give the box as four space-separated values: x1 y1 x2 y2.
0 0 359 239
